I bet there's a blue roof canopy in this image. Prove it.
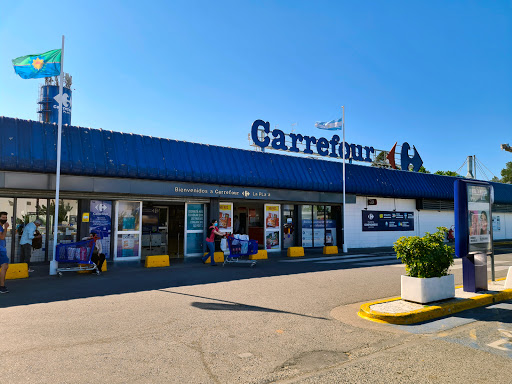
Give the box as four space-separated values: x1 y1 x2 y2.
1 116 511 204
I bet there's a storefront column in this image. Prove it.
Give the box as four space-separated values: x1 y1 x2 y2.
209 198 219 224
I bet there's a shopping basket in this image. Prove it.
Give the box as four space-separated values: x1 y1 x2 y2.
55 239 100 276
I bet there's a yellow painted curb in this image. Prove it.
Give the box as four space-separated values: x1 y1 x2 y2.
287 247 304 257
323 246 338 255
145 255 170 268
203 251 224 264
358 289 512 325
5 263 28 280
250 250 267 260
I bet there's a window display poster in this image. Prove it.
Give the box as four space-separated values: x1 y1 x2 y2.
467 185 491 253
219 203 233 232
117 234 140 258
90 200 112 259
265 204 280 229
265 230 280 249
302 219 337 247
118 201 140 231
187 204 204 231
264 204 281 251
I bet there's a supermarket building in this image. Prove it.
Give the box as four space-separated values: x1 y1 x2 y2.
1 116 511 264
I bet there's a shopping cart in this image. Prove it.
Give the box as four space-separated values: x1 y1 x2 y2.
225 235 258 267
55 238 100 277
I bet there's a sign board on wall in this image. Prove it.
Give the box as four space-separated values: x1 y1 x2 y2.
362 210 414 232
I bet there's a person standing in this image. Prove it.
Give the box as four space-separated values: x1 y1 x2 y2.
0 211 10 293
19 218 42 273
202 219 225 266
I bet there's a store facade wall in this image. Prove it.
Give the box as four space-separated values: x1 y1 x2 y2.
345 196 417 249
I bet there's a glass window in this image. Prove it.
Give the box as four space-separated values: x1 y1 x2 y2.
116 201 141 259
0 198 14 260
118 201 140 231
48 199 78 260
301 205 313 248
15 198 47 263
313 205 326 247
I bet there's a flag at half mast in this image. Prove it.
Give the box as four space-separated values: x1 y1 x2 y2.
12 49 61 79
315 117 342 130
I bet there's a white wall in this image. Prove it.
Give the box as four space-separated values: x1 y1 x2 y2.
344 196 512 249
491 213 512 240
345 196 418 249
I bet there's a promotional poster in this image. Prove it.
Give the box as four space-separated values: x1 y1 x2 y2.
467 185 491 253
90 200 112 259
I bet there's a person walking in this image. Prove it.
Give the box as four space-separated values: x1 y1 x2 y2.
19 218 42 273
0 211 10 293
202 219 225 266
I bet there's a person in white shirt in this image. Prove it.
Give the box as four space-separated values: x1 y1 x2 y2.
19 218 42 273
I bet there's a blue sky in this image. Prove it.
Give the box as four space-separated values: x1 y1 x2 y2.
1 1 511 179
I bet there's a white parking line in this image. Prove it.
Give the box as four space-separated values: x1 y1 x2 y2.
316 255 397 264
279 254 371 263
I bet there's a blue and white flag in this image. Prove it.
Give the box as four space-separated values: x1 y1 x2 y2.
315 118 343 130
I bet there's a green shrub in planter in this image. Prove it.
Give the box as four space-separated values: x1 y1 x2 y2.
394 227 454 278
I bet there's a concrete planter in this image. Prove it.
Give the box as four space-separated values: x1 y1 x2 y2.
401 274 455 304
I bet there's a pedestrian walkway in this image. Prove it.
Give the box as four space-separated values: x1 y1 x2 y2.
358 279 512 325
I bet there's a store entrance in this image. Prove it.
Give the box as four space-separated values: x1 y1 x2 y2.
233 203 265 248
141 203 185 260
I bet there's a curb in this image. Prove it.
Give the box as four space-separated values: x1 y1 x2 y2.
358 279 512 325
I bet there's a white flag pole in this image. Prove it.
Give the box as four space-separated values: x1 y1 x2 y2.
49 35 64 275
342 105 347 253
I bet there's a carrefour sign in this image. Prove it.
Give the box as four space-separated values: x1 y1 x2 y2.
251 119 375 162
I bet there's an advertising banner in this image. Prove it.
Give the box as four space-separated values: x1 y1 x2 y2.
90 200 112 259
219 203 233 232
467 185 491 253
265 204 281 251
302 219 337 246
362 211 414 232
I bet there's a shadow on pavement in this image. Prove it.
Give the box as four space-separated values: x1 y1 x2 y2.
159 289 329 320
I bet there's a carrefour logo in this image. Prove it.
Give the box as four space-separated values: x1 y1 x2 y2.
368 213 374 220
53 92 72 113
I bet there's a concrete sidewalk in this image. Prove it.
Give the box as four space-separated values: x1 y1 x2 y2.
358 278 512 325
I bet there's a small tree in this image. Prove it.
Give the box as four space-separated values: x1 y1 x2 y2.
501 161 512 184
394 227 454 278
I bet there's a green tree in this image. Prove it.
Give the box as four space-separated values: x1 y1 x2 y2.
371 151 393 168
40 201 73 223
490 176 501 183
501 161 512 184
434 170 460 177
417 166 430 174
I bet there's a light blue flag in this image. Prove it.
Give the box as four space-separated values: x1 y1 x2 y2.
315 118 342 130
